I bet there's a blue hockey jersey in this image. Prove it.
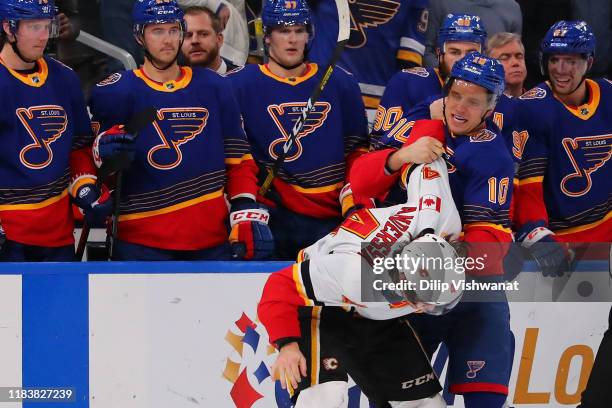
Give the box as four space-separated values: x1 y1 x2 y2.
89 67 258 250
350 97 514 275
228 63 369 218
514 79 612 241
308 0 429 109
372 67 443 140
375 97 514 231
0 56 93 247
373 71 519 165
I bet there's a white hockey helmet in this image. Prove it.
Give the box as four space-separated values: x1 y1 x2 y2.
393 233 465 315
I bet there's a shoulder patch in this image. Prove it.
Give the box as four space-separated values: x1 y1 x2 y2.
470 128 497 142
520 87 547 100
401 67 430 78
96 73 122 87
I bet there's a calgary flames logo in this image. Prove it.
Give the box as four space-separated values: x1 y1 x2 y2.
267 102 331 162
561 134 612 197
148 107 208 170
17 105 68 170
347 0 401 48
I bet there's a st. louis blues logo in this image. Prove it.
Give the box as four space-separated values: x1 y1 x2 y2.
347 0 401 48
17 105 68 170
466 360 485 379
560 134 612 197
267 102 331 162
148 108 209 170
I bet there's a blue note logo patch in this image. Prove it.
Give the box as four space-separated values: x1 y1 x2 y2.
561 134 612 197
148 107 209 170
402 67 430 77
466 360 485 379
96 73 122 87
469 128 496 142
520 87 547 100
267 102 331 162
17 105 68 170
347 0 401 48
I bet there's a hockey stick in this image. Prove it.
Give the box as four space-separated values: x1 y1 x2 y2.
258 0 350 196
75 107 158 261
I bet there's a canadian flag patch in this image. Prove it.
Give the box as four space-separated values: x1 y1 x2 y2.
422 166 440 180
419 195 441 212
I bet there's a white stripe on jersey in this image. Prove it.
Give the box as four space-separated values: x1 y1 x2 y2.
400 37 426 54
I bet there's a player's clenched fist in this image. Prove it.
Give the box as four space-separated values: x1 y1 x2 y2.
386 136 445 172
272 342 307 390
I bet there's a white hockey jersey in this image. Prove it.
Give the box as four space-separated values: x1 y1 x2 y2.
259 158 461 343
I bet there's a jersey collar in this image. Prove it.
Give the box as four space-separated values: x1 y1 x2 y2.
133 66 193 92
0 57 48 87
259 63 318 85
549 79 600 120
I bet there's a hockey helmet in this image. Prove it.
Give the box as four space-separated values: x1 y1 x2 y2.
447 51 505 99
392 233 464 316
262 0 311 34
0 0 57 37
541 20 595 57
0 0 56 21
438 14 487 51
132 0 185 37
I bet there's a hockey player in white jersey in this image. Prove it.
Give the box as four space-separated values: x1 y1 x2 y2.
258 139 463 408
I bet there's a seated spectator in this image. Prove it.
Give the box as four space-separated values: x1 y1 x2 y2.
486 32 527 97
178 0 249 66
181 6 239 73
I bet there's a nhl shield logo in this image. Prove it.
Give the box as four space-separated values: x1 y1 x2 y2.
466 360 485 379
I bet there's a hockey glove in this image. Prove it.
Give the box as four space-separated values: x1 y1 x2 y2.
517 222 570 277
73 184 113 226
92 125 136 168
229 199 275 260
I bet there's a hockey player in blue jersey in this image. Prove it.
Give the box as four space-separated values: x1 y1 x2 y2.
372 14 486 145
514 21 611 271
308 0 429 122
513 22 611 407
351 53 515 408
228 0 369 260
0 0 107 261
88 0 273 261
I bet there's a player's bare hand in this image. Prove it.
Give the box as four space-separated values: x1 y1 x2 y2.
429 98 445 120
271 342 307 390
386 137 445 171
